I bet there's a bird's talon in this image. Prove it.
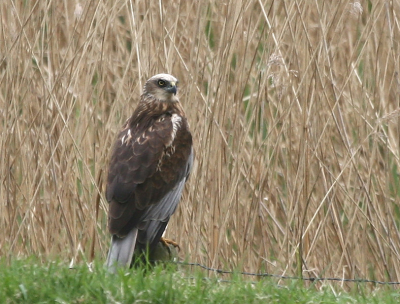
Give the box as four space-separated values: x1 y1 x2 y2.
160 237 180 251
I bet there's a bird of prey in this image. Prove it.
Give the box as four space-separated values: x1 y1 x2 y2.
105 74 193 272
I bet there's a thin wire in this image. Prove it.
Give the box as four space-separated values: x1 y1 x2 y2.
172 261 400 285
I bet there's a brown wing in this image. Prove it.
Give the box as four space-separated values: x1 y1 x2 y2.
106 112 192 241
136 148 193 249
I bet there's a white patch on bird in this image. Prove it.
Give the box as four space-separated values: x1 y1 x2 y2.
121 129 132 145
170 114 182 144
136 132 148 145
149 73 177 83
152 88 177 101
162 113 182 151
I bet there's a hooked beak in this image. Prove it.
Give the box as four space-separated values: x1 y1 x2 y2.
166 82 177 95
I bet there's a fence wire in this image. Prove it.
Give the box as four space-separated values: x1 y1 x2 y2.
172 261 400 286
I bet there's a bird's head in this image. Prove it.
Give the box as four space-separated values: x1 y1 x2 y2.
143 74 179 102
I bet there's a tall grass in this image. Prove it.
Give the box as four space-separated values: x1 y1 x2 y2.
1 0 400 289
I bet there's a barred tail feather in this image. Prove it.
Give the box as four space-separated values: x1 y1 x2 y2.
106 228 138 273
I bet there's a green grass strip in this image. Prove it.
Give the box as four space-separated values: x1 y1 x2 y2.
0 258 399 303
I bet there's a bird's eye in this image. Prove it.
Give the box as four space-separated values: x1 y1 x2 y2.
158 80 165 86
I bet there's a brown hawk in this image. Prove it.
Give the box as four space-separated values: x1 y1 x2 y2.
105 74 193 272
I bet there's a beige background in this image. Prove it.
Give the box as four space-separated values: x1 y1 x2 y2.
1 0 400 287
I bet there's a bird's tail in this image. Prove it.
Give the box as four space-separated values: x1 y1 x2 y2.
106 228 138 273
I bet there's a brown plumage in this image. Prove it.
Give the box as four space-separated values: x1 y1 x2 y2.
105 74 193 271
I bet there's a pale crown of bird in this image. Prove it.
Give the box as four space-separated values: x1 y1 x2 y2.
143 73 179 102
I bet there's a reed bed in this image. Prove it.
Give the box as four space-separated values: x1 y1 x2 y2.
1 0 400 289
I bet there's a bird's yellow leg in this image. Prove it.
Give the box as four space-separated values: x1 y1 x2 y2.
160 237 180 250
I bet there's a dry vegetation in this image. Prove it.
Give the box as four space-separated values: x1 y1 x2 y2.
1 0 400 288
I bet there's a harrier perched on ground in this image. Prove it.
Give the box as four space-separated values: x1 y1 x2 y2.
105 74 193 272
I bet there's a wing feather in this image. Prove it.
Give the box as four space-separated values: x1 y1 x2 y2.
136 178 187 248
106 112 192 238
